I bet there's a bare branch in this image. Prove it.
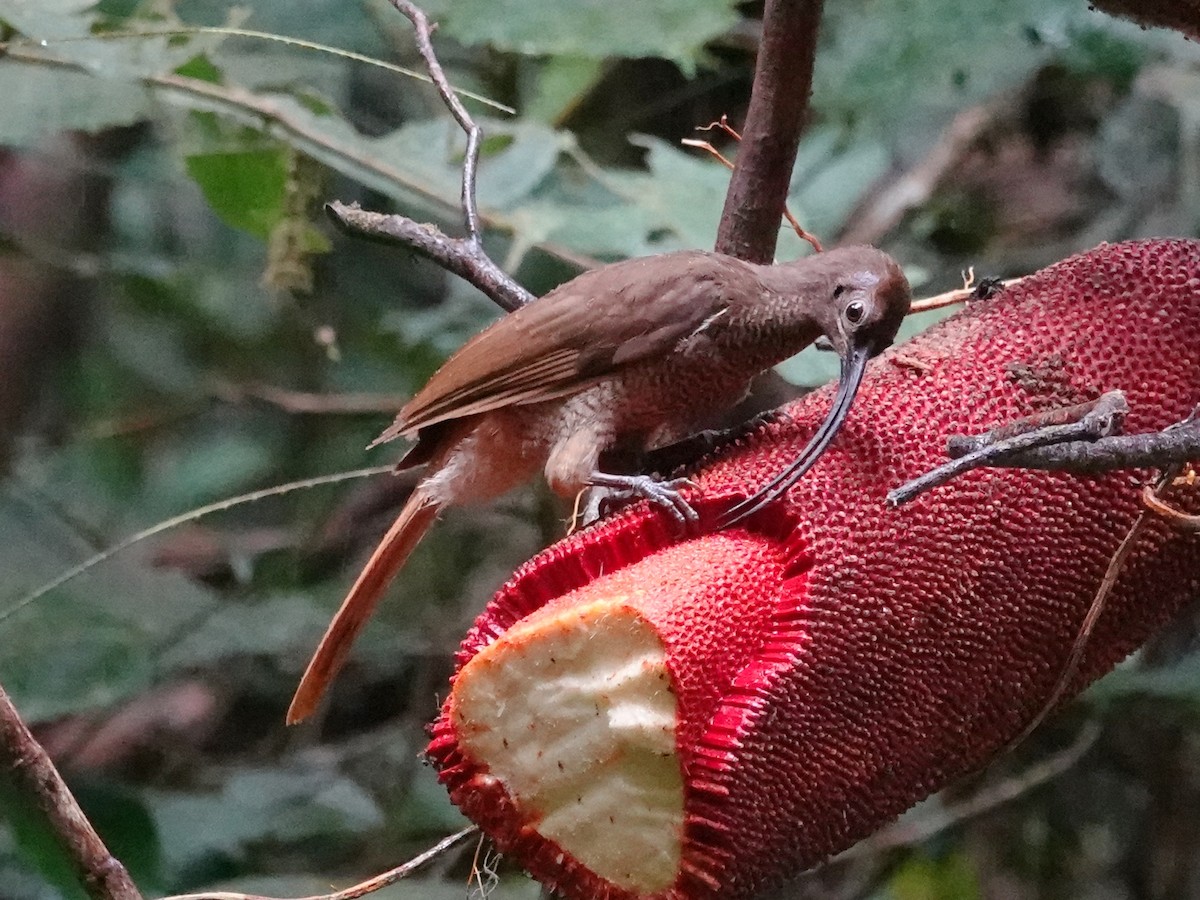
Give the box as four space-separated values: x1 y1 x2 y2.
0 684 143 900
887 391 1130 506
714 0 825 263
162 826 479 900
213 380 406 415
970 422 1200 475
326 1 533 312
326 202 532 312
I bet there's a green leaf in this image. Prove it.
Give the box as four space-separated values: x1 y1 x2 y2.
887 851 981 900
521 56 605 123
185 149 290 239
1 735 159 895
367 118 565 213
0 0 97 40
1087 652 1200 705
424 0 741 67
174 52 224 83
389 765 470 835
811 0 1159 142
160 594 339 668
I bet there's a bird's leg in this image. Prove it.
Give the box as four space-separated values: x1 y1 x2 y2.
548 430 699 528
586 472 699 526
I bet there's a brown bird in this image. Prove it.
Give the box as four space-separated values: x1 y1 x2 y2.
287 246 911 723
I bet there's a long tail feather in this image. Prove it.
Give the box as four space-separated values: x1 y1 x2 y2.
287 488 440 724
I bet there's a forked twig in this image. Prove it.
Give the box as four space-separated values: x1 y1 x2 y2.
326 2 532 312
389 1 481 240
891 400 1200 508
892 397 1200 751
685 116 824 253
887 391 1130 506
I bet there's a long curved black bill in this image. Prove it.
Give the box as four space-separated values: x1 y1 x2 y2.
720 343 873 526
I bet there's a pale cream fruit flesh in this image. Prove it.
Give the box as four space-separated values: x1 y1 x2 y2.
451 596 684 894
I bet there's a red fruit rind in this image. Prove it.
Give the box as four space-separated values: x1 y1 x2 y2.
428 240 1200 900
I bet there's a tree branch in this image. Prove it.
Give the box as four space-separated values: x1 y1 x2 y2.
325 201 532 312
0 683 143 900
888 395 1200 507
324 1 533 312
964 422 1200 475
713 0 825 263
887 391 1130 506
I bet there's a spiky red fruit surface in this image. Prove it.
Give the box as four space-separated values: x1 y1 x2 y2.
428 239 1200 900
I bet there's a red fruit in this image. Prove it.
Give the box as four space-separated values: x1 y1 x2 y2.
428 239 1200 900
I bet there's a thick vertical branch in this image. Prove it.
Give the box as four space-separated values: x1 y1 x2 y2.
714 0 825 263
0 683 143 900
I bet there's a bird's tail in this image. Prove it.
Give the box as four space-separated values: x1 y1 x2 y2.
287 487 440 724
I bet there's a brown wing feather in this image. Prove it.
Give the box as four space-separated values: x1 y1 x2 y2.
375 250 752 444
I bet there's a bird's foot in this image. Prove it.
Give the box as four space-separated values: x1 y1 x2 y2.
586 473 699 528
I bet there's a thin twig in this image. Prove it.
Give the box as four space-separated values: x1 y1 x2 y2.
162 825 479 900
940 419 1200 476
887 391 1130 506
388 1 481 242
0 48 463 225
714 0 825 263
0 684 144 900
327 2 532 312
214 381 405 415
1141 485 1200 530
908 276 1024 315
686 117 824 253
1004 462 1196 752
0 467 394 624
0 30 514 114
1004 491 1159 752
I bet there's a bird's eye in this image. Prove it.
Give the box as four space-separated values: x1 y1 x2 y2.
844 299 867 325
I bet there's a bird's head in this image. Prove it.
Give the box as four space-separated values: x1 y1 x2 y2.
805 245 911 364
726 246 911 523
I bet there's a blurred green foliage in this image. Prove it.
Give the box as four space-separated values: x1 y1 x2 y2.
0 0 1197 897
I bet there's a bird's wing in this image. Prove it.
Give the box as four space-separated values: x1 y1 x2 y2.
375 251 751 443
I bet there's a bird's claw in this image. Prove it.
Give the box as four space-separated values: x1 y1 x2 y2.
587 473 699 528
